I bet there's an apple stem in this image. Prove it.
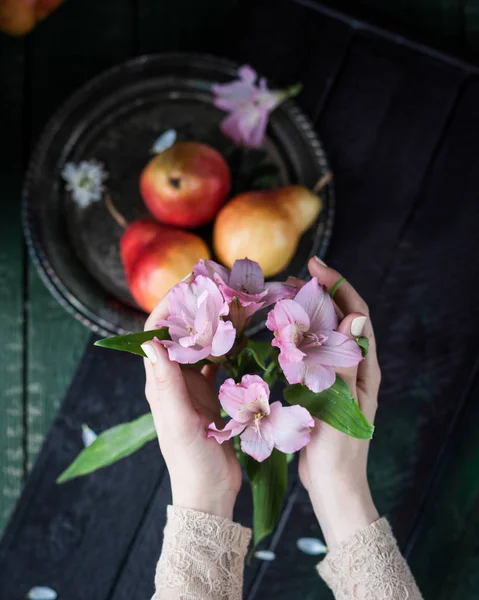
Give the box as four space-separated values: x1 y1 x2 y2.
313 171 333 194
104 192 128 229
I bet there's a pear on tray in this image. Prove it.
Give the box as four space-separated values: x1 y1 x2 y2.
213 184 324 277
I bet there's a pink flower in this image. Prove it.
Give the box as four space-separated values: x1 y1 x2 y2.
194 258 296 333
212 65 299 148
266 278 362 393
157 275 236 364
207 375 314 462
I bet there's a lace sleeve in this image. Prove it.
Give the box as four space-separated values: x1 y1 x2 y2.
317 518 423 600
154 505 252 600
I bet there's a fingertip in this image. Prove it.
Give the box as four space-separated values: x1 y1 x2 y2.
141 341 159 364
351 315 367 337
308 257 339 289
337 312 367 339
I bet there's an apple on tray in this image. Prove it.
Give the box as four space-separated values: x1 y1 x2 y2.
140 141 231 228
105 196 210 314
120 219 210 314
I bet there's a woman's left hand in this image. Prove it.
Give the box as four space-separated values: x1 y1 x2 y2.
142 295 242 521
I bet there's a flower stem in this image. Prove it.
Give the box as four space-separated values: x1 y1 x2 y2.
313 171 333 194
104 192 128 229
283 82 303 99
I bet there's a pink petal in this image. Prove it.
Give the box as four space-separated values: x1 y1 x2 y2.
266 299 310 335
302 362 336 393
227 298 262 333
168 281 197 318
307 331 362 368
272 325 306 362
213 83 255 111
279 356 305 386
229 259 265 294
193 259 230 282
263 282 297 306
220 111 246 146
218 378 254 423
238 106 268 148
210 319 236 357
242 375 271 416
254 87 283 111
267 401 314 453
161 340 211 364
207 418 245 443
238 65 257 84
279 355 336 393
294 278 337 333
215 276 267 307
240 420 274 462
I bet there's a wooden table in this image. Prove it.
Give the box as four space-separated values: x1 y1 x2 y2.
2 1 479 598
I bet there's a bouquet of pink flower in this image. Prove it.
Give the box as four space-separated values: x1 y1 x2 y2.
57 258 373 549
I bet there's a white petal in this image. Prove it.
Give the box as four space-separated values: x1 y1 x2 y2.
27 587 58 600
296 537 327 555
254 549 276 561
81 424 97 447
151 130 177 154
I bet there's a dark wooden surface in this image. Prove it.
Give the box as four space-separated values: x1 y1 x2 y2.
2 0 479 598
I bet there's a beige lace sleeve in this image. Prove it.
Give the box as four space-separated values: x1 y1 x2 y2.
154 505 252 600
317 518 423 600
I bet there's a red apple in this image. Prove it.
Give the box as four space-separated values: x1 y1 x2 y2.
120 220 210 313
0 0 64 36
139 142 231 228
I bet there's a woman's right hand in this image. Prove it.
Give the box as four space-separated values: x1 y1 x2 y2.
299 257 381 549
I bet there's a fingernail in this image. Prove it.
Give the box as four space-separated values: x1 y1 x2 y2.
312 256 327 266
351 316 367 337
141 342 158 364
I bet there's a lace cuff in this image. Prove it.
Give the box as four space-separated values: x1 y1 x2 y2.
155 505 252 600
317 518 423 600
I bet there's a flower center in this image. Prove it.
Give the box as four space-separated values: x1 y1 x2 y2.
253 412 264 434
302 332 328 349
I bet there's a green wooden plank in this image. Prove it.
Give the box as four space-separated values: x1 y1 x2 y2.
137 0 240 54
26 0 135 470
26 272 90 470
0 34 26 533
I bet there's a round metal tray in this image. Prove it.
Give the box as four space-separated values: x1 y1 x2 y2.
23 53 334 337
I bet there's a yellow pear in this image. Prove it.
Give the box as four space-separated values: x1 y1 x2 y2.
213 185 323 277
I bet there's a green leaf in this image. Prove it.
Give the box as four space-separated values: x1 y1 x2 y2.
262 360 280 388
237 339 274 374
356 336 369 357
245 449 288 549
247 339 274 366
329 277 345 299
94 328 170 357
284 376 374 440
57 413 157 483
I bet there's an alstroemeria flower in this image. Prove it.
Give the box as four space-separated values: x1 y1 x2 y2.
157 275 236 364
207 375 314 462
194 258 296 333
212 65 299 148
266 278 362 393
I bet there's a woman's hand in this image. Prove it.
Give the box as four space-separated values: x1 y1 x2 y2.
299 257 381 549
141 295 242 521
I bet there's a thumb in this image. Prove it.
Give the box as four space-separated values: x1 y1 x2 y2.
141 340 198 437
335 313 367 396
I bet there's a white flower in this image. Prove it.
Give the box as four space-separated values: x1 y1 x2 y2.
62 160 108 207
